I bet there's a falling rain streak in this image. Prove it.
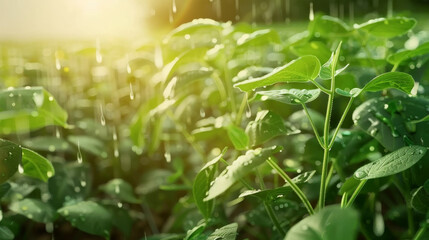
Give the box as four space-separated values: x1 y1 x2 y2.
100 104 106 126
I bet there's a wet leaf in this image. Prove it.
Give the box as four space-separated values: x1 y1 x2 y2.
204 146 282 201
226 125 249 150
310 15 352 37
9 198 56 223
99 178 140 204
0 139 21 184
234 56 321 91
0 87 68 134
58 201 112 238
21 148 55 182
285 205 359 240
251 89 321 105
387 42 429 66
207 223 238 240
245 110 290 146
355 17 416 38
354 145 427 180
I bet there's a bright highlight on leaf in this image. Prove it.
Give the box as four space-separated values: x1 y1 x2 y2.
234 56 321 91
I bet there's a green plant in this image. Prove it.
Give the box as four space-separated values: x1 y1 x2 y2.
1 11 429 240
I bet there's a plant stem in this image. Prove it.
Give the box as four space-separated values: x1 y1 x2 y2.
311 79 331 94
318 43 338 209
341 192 348 208
301 103 324 148
328 97 355 149
346 179 367 207
391 63 399 72
235 93 248 125
324 163 334 192
264 202 286 236
212 72 228 101
267 158 315 215
413 223 428 240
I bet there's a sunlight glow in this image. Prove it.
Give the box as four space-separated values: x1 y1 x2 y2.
0 0 147 40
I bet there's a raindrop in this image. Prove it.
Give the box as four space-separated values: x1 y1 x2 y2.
129 83 135 100
172 0 177 13
99 104 106 126
309 2 314 21
246 98 252 118
77 140 83 164
199 108 206 118
55 127 61 138
115 184 120 194
235 0 240 21
18 164 24 174
96 38 102 63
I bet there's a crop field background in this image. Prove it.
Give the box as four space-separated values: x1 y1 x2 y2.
1 0 429 239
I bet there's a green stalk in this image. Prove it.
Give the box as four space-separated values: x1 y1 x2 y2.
413 223 428 240
264 202 286 236
302 103 324 148
235 93 248 126
341 192 348 208
391 63 399 72
267 158 315 215
346 179 367 207
328 97 355 149
311 79 331 94
318 42 341 209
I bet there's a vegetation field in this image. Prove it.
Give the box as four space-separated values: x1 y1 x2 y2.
1 1 429 239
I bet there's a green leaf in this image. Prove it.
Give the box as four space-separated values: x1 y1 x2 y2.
184 223 206 240
411 186 429 214
352 97 429 152
0 87 68 134
234 56 321 91
284 205 359 240
162 48 208 83
310 15 352 37
105 205 134 236
236 29 280 49
164 18 223 42
239 171 316 201
355 17 416 38
251 88 321 105
58 201 112 238
0 182 11 199
363 72 415 93
226 125 249 150
0 139 22 184
204 146 282 201
291 41 332 63
233 66 273 83
9 198 56 223
193 150 226 219
319 42 347 80
354 145 427 180
0 226 14 240
129 97 162 153
337 72 414 97
21 148 55 182
23 136 72 153
68 135 108 158
387 42 429 65
245 110 289 146
99 178 140 204
207 223 238 240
